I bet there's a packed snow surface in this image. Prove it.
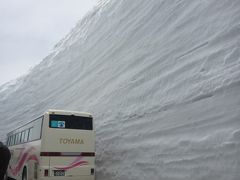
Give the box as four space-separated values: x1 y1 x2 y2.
1 0 240 179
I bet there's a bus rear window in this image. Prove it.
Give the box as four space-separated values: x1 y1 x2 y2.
49 114 93 130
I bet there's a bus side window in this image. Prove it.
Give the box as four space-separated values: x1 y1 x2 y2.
19 132 23 144
6 137 9 146
15 133 18 145
8 136 10 146
28 128 33 142
31 117 43 141
14 134 17 145
18 132 21 144
10 136 12 145
7 136 10 146
8 137 10 146
16 133 20 144
21 131 25 143
24 129 29 142
18 133 21 144
10 136 13 146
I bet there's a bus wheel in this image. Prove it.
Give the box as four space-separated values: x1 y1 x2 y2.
22 168 27 180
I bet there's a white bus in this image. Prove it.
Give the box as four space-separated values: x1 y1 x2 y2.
6 110 95 180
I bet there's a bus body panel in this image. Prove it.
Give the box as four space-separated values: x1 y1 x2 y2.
8 140 41 180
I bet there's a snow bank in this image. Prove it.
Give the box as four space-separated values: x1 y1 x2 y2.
0 0 240 179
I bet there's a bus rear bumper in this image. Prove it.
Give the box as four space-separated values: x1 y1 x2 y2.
39 176 95 180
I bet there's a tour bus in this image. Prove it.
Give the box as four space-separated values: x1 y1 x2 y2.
6 109 95 180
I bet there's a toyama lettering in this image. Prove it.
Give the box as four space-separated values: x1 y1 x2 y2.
60 138 84 144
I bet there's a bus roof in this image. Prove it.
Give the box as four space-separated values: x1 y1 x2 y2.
46 109 92 117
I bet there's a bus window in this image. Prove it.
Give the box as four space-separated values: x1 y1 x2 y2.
14 134 17 145
24 129 29 142
18 132 22 144
15 133 19 144
9 136 12 146
21 131 25 143
18 133 21 144
6 137 9 146
49 114 93 130
31 117 43 140
28 128 33 141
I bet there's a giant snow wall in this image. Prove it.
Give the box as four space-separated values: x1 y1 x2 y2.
0 0 240 179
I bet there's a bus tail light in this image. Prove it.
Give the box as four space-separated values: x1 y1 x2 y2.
44 169 49 176
91 168 94 175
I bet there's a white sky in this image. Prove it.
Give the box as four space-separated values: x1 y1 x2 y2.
0 0 97 86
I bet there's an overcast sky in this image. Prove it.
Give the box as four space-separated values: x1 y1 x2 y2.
0 0 97 86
